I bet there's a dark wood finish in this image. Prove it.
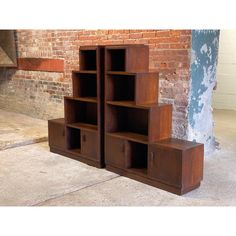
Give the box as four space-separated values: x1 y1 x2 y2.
105 103 172 143
106 164 200 195
148 138 204 194
105 45 149 72
63 46 105 167
81 130 99 161
105 136 128 168
48 44 204 195
48 118 66 151
106 72 159 105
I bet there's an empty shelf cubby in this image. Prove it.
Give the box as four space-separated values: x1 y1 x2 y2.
64 97 98 127
106 72 159 105
105 45 149 72
66 127 81 153
79 49 97 71
72 72 97 98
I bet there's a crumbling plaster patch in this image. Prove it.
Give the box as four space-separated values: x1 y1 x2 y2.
187 30 220 155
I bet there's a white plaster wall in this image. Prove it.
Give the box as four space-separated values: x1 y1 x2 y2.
213 30 236 110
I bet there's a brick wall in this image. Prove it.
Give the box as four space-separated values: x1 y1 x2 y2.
0 29 191 139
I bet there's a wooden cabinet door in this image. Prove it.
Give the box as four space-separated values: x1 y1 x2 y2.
148 146 182 187
48 120 66 150
105 136 127 169
81 130 98 160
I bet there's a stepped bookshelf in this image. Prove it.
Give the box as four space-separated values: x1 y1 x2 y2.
104 45 204 195
48 46 105 167
48 44 204 195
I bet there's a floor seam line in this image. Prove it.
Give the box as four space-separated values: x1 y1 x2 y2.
32 175 121 206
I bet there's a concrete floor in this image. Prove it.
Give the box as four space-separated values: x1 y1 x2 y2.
0 109 235 206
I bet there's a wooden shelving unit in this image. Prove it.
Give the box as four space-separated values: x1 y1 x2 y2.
104 44 204 195
48 43 204 195
49 46 105 168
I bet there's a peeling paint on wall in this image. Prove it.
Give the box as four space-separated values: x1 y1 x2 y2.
187 30 220 155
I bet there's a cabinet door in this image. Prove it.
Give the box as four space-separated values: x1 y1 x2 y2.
81 130 98 160
148 146 182 187
48 120 66 150
105 136 127 168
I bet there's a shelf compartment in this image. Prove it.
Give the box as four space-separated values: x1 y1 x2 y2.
106 74 135 102
106 132 148 144
72 72 97 98
79 49 97 71
106 103 173 143
67 122 98 132
66 127 81 153
105 45 149 72
65 97 98 126
105 136 148 173
106 72 159 104
106 105 148 136
126 141 148 171
106 49 125 71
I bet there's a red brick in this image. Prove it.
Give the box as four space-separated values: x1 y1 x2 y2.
129 33 143 39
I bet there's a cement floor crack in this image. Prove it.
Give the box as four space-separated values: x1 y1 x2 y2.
32 175 121 206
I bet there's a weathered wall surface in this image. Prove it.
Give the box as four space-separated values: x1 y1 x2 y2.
0 30 191 139
187 30 220 155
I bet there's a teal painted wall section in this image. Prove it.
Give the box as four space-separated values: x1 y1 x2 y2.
188 30 220 155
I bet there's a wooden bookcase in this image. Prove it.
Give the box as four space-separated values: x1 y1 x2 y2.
48 44 204 195
104 45 204 195
49 46 105 168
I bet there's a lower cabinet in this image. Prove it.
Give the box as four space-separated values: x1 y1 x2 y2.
81 130 98 160
105 136 127 168
148 139 204 191
148 147 182 187
48 118 66 150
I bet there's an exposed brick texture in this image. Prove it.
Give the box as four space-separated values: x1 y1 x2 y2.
0 29 191 139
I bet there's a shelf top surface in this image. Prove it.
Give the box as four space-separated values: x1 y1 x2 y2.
67 122 98 131
64 96 98 103
106 71 159 76
73 70 97 74
107 131 148 144
151 138 204 151
106 100 169 109
48 118 64 124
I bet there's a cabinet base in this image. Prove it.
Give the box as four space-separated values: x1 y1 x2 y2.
50 147 104 168
106 165 201 195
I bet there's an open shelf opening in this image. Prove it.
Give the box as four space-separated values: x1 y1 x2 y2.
126 141 148 173
107 49 125 71
66 127 81 153
107 105 148 136
80 50 97 71
107 74 135 101
65 99 98 126
73 73 97 98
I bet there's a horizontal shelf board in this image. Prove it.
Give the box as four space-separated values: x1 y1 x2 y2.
106 131 148 144
65 96 97 103
67 122 98 131
74 97 98 103
106 100 154 109
73 70 97 74
153 138 203 151
106 71 135 76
